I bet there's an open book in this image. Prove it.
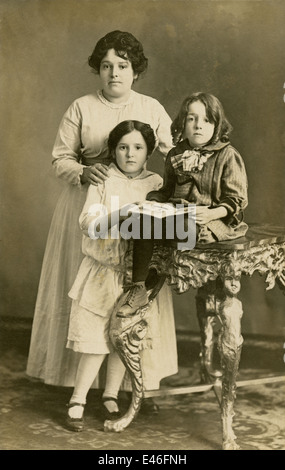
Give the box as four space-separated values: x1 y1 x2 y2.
129 201 196 219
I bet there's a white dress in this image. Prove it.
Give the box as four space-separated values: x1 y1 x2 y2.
66 164 177 389
26 89 178 388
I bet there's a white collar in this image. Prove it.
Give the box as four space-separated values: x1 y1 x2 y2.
97 89 135 109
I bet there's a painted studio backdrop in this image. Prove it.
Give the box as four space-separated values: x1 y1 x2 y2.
1 0 285 336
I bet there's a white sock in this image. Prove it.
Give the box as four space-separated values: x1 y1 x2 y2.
102 351 126 412
68 353 106 418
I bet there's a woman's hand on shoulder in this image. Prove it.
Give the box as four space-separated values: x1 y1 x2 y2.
80 163 109 185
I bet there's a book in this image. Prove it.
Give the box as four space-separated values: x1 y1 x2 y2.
129 201 196 219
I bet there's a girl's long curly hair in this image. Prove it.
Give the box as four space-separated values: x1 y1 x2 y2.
88 30 148 78
171 92 233 146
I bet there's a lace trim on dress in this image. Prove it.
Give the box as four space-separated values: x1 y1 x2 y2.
97 89 135 108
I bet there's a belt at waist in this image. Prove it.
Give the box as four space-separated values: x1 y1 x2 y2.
81 156 113 166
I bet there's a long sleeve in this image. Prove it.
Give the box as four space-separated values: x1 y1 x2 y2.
153 100 173 157
79 184 105 236
218 147 248 225
52 101 85 186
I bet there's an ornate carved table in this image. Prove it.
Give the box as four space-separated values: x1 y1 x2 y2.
105 224 285 450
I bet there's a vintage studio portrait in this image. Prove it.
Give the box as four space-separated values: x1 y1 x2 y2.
1 0 285 452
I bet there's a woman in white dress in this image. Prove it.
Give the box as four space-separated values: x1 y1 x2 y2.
26 30 178 416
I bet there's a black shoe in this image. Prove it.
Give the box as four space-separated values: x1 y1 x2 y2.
102 397 121 420
66 402 85 432
117 283 149 318
140 397 159 415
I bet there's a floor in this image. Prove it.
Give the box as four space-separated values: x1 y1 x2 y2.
0 321 285 451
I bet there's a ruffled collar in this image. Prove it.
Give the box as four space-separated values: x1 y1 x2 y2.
97 89 135 109
171 139 230 174
176 138 230 153
108 162 149 180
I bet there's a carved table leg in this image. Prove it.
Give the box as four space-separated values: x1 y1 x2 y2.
104 305 149 432
217 273 243 450
196 280 222 383
104 276 166 433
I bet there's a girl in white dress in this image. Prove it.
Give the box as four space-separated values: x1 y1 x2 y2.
26 31 177 415
66 120 174 431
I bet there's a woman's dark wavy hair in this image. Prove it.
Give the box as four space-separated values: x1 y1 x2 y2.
171 92 233 145
88 30 148 78
108 120 156 159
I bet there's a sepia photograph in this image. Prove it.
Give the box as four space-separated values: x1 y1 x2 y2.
1 0 285 454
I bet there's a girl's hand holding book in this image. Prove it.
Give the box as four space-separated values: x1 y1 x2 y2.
195 205 228 225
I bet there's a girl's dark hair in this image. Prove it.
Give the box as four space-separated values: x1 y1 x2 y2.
88 30 148 78
108 120 156 158
171 92 233 145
